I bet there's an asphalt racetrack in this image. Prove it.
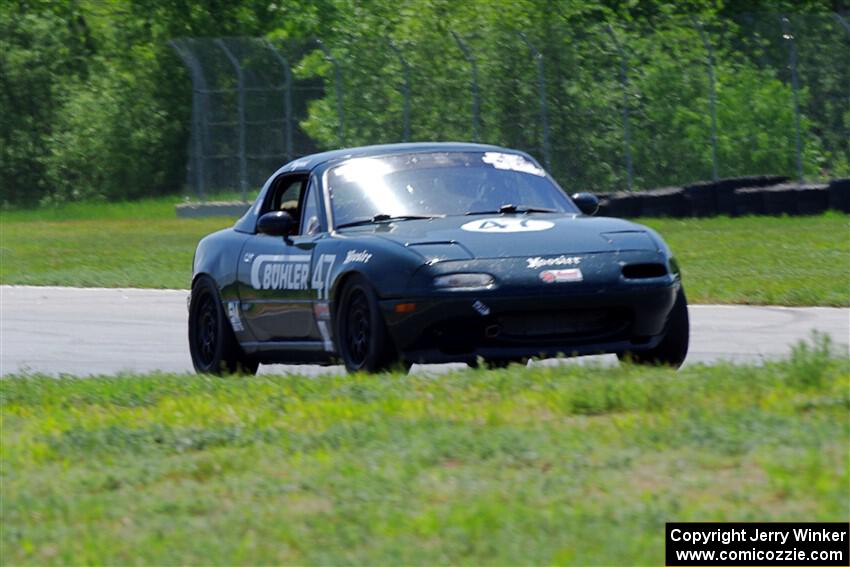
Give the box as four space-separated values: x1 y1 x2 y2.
1 285 848 377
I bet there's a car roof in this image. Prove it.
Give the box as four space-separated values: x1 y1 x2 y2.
279 142 512 173
233 142 536 234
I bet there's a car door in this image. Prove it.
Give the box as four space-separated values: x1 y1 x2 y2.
237 173 325 342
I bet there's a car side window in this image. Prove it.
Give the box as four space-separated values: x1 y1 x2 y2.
299 180 322 236
261 175 308 235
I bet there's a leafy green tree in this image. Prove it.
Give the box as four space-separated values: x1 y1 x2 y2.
0 0 845 207
0 4 94 206
296 3 842 191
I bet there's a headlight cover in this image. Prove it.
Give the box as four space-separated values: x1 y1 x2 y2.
433 273 495 291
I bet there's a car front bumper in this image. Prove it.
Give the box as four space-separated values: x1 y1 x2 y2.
380 282 679 364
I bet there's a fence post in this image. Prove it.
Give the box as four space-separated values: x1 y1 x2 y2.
517 31 551 171
388 40 411 142
316 39 345 147
169 39 209 200
450 31 481 142
693 19 719 182
264 40 294 161
215 39 248 201
780 16 804 183
605 24 634 191
835 13 850 36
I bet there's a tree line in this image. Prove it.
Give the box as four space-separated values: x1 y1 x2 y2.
1 0 846 207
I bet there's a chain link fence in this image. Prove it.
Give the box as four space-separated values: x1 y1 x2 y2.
172 14 849 201
169 37 324 200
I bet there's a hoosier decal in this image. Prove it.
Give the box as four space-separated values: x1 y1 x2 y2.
526 255 582 269
250 254 311 290
343 249 372 264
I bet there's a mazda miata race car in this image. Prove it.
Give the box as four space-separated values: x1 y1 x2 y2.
189 142 689 374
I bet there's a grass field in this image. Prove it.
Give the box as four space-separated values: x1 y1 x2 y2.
1 197 848 304
1 338 847 565
0 198 232 289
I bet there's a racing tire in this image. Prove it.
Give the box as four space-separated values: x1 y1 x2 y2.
618 286 689 368
189 275 258 376
335 275 400 373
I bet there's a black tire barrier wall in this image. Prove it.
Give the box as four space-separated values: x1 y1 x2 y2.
172 177 850 219
596 177 849 218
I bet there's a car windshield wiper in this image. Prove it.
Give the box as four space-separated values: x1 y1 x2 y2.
465 204 557 215
336 214 439 229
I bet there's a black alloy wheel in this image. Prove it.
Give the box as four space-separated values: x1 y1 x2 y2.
344 288 371 368
618 286 690 368
336 275 401 373
188 275 258 375
195 288 218 368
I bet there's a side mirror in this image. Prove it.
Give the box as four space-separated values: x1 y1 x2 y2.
257 211 295 237
571 192 599 216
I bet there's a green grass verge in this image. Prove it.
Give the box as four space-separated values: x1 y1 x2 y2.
0 197 233 289
1 339 847 565
1 197 848 304
1 196 187 223
641 214 850 307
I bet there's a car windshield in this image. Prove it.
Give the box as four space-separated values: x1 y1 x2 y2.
326 151 577 227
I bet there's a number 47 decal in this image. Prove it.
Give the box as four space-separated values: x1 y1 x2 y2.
311 254 336 300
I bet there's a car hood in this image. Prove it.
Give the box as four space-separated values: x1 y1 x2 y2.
339 214 659 260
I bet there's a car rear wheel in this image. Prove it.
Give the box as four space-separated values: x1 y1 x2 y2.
336 275 401 373
618 286 689 368
189 275 258 375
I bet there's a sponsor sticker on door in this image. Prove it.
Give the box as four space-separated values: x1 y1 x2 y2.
250 254 311 290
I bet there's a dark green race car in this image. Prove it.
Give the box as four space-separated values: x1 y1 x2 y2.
189 142 689 374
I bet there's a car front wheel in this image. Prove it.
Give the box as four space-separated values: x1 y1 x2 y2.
188 275 258 375
618 286 689 368
335 275 402 373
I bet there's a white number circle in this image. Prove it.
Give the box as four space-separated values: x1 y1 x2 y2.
461 217 554 233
